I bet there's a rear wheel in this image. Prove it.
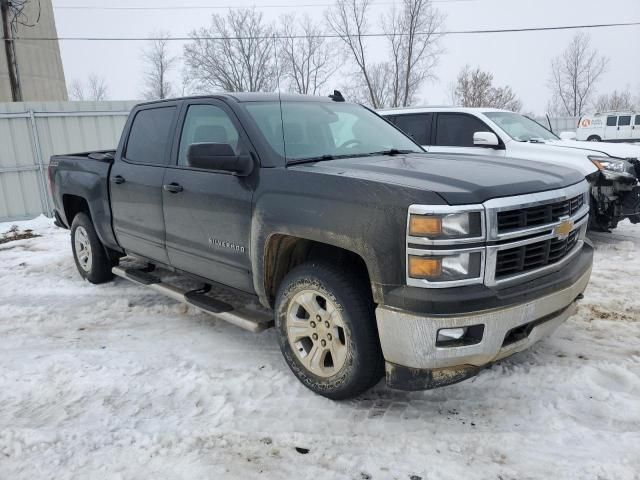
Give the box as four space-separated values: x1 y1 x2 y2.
275 261 383 399
71 212 114 284
587 135 601 142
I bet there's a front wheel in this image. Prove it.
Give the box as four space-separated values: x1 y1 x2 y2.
275 262 383 400
71 212 114 284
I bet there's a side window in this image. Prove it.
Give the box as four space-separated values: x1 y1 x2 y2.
606 116 617 127
125 106 176 164
393 114 432 145
635 115 640 126
618 115 631 126
435 113 491 147
178 104 241 166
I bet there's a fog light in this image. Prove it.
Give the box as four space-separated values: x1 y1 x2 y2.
436 324 485 347
437 327 466 342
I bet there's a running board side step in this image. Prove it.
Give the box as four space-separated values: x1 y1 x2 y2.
112 266 273 333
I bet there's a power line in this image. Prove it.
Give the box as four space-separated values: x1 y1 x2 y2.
7 21 640 41
53 0 477 10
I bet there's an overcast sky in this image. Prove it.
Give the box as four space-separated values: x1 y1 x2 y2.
52 0 640 114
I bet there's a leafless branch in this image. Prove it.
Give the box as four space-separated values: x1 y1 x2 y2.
184 8 278 93
548 32 608 116
452 65 522 111
141 31 176 100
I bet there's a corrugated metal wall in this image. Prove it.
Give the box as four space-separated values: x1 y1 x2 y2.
0 101 137 222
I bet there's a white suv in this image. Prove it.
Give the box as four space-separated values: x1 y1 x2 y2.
378 107 640 230
575 111 640 143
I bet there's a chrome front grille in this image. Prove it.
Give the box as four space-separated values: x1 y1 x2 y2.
494 229 580 279
496 194 584 233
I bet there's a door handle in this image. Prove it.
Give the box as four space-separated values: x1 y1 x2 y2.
111 175 125 184
163 183 183 193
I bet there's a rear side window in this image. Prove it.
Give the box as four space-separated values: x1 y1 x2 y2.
435 113 491 147
125 106 176 165
635 115 640 126
618 115 631 126
606 116 617 127
392 114 432 145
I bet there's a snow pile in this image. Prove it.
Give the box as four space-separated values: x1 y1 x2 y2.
0 216 639 479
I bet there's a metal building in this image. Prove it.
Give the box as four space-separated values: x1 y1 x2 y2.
0 0 67 102
0 101 136 222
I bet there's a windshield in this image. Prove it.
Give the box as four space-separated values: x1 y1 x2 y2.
484 112 559 142
243 101 422 162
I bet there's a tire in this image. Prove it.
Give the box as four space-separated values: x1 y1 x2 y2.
587 135 601 142
275 261 384 400
70 212 114 284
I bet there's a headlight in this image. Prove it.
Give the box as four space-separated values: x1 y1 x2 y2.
409 211 483 239
589 155 633 174
408 252 483 282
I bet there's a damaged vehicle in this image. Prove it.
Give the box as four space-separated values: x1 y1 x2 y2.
380 107 640 231
49 93 593 399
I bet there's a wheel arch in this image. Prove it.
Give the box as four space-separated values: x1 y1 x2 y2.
262 233 375 308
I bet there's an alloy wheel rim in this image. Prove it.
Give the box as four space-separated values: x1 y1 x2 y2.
74 226 92 272
286 289 348 378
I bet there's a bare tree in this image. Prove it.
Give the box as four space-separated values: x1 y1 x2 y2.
68 75 109 101
278 14 337 95
593 88 635 112
68 80 86 101
383 0 444 107
549 32 608 116
184 8 278 93
452 65 522 111
327 0 444 108
141 31 176 100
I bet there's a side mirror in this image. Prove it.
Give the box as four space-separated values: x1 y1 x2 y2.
187 143 254 176
473 131 500 148
559 131 577 141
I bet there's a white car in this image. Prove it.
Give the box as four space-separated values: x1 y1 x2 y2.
574 111 640 143
378 107 640 230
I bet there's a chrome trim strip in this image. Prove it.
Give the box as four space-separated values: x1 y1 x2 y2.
407 204 485 246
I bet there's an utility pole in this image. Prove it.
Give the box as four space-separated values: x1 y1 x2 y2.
1 0 23 101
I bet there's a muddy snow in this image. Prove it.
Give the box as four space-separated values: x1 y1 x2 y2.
0 216 639 479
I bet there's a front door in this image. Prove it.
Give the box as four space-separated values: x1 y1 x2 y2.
162 101 255 292
110 104 179 264
427 113 506 158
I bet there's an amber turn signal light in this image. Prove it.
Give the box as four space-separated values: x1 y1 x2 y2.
408 256 442 279
409 215 442 236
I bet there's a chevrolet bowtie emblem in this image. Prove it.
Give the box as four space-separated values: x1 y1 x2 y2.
554 218 574 239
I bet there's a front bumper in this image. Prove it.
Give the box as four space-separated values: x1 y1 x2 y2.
376 259 592 390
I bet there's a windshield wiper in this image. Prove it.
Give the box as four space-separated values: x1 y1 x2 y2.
365 148 419 156
287 153 366 165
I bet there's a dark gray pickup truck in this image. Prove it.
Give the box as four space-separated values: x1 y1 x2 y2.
49 93 593 399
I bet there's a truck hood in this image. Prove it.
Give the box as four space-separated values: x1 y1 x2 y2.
292 153 585 205
548 140 640 159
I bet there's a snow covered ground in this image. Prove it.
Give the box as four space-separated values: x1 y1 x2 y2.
0 216 639 480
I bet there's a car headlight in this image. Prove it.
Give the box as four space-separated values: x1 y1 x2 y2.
589 155 633 175
409 211 483 239
408 252 483 282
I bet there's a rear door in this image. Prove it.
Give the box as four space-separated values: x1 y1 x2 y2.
162 100 255 292
110 104 180 263
427 112 506 157
616 115 632 141
391 113 432 148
